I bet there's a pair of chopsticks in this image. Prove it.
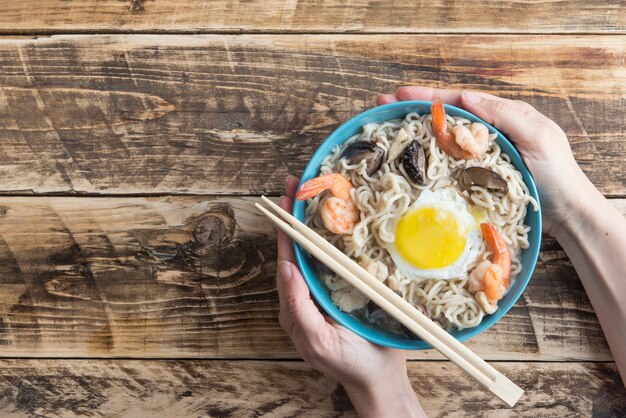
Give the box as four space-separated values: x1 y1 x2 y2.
256 196 523 407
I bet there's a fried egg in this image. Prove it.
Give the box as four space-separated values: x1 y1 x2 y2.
388 188 482 281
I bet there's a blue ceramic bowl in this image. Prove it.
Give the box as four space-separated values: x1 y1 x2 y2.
293 101 541 350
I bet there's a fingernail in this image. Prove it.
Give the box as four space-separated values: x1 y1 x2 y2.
462 91 482 104
278 260 292 281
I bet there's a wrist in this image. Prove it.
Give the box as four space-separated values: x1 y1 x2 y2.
344 375 425 418
552 170 605 243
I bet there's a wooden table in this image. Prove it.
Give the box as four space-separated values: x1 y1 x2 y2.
0 1 625 416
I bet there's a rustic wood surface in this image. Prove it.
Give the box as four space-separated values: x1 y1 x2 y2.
0 35 624 196
1 1 625 34
0 195 621 360
1 2 625 415
0 359 622 417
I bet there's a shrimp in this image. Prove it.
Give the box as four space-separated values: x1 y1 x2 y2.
296 173 359 235
469 222 511 308
431 99 491 160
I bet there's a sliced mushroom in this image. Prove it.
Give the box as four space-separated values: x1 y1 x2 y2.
340 141 384 176
403 140 427 185
457 167 508 194
386 128 412 163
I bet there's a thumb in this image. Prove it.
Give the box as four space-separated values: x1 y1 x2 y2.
276 260 327 341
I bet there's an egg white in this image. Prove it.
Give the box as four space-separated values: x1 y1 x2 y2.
388 188 481 281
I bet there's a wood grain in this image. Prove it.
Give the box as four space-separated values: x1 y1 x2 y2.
0 35 624 196
1 1 624 34
0 359 622 417
0 196 622 360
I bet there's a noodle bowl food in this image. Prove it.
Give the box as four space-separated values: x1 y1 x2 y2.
292 101 541 349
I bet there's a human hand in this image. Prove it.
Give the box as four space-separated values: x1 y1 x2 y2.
377 86 595 237
276 176 425 417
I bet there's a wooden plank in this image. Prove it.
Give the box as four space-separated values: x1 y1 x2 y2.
0 34 624 196
0 196 623 360
1 1 625 34
0 359 622 417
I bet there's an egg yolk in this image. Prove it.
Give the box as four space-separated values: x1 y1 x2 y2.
395 207 466 269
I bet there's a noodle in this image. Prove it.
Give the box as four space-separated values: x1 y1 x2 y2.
305 112 538 331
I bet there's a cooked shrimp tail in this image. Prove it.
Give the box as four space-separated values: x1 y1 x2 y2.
431 99 492 160
480 222 511 286
431 99 473 160
296 173 359 235
431 99 451 142
296 173 353 201
469 222 512 307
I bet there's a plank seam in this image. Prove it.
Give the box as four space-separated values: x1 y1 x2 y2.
0 31 626 37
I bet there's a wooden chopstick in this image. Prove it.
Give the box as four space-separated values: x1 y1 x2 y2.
256 203 492 385
261 197 507 379
262 197 497 377
257 197 523 407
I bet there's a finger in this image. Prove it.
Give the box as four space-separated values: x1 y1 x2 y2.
277 196 296 263
376 94 398 106
285 175 299 200
395 86 464 107
277 260 327 340
459 91 546 144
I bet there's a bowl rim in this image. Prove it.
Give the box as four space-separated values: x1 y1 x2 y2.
292 100 541 350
